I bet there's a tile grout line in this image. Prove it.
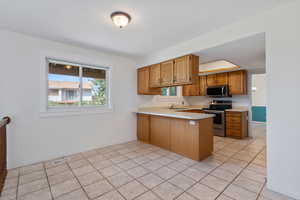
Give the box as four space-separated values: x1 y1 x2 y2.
42 162 55 200
7 137 267 200
213 146 266 200
84 153 130 200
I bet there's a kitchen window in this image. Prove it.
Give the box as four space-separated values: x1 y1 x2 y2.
46 58 111 110
161 87 178 96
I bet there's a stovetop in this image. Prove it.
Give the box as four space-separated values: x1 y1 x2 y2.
206 100 232 111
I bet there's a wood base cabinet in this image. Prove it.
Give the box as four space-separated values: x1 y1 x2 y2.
137 114 151 143
150 116 171 150
170 118 213 160
137 114 214 161
226 111 248 139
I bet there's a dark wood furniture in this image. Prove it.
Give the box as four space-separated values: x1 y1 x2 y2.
0 117 10 194
226 111 248 139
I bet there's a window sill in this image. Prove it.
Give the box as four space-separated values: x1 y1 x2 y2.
39 107 113 118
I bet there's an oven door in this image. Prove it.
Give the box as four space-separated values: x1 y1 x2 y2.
204 110 225 137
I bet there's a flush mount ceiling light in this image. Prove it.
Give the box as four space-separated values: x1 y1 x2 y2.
111 11 131 28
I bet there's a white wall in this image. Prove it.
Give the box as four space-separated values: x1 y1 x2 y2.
0 30 137 169
252 74 266 106
137 1 300 199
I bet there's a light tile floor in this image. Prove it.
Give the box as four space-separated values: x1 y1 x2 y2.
0 126 296 200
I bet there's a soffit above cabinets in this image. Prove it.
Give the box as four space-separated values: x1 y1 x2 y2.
199 60 241 75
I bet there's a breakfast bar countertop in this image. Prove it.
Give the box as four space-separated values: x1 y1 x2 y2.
135 107 215 120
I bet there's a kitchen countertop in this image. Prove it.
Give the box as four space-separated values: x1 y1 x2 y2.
135 107 215 120
225 107 249 112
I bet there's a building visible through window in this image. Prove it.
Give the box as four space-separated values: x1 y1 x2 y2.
47 59 109 108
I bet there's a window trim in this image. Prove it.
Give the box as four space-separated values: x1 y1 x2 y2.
43 57 112 115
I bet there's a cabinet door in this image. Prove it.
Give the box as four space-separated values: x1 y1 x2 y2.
228 70 247 95
174 56 190 84
216 72 228 85
170 119 200 160
137 67 161 95
206 74 217 87
137 114 150 143
149 64 161 88
199 76 207 96
160 60 174 87
182 76 199 96
150 116 170 150
170 119 186 155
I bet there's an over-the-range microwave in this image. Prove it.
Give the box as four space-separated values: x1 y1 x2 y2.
206 85 230 97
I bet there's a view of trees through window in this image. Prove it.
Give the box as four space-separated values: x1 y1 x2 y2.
48 60 108 107
161 87 177 96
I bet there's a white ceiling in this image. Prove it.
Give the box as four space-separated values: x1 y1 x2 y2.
195 33 266 74
0 0 291 57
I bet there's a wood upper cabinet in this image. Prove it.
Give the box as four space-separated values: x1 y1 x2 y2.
137 114 150 143
149 64 161 88
181 55 201 96
228 70 247 95
160 60 174 87
174 56 191 84
206 74 217 87
216 73 228 85
182 75 207 96
226 111 248 139
137 67 161 95
206 72 228 87
182 76 200 96
199 76 207 96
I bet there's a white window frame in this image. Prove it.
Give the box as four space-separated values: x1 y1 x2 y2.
41 58 112 116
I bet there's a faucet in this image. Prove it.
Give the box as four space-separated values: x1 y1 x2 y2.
169 104 176 109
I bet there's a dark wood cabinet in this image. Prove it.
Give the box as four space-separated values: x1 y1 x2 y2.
228 70 247 95
226 111 248 139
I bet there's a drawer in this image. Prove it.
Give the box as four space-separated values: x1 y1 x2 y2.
226 112 242 117
226 124 241 130
226 118 241 123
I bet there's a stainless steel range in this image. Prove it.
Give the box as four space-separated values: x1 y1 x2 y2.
202 100 232 137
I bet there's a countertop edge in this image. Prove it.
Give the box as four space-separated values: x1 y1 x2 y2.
135 111 215 120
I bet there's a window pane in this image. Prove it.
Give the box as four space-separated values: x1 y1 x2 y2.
82 67 107 106
48 63 80 107
169 87 177 96
161 88 168 96
161 87 177 97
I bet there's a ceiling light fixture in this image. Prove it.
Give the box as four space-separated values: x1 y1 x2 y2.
111 11 131 28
